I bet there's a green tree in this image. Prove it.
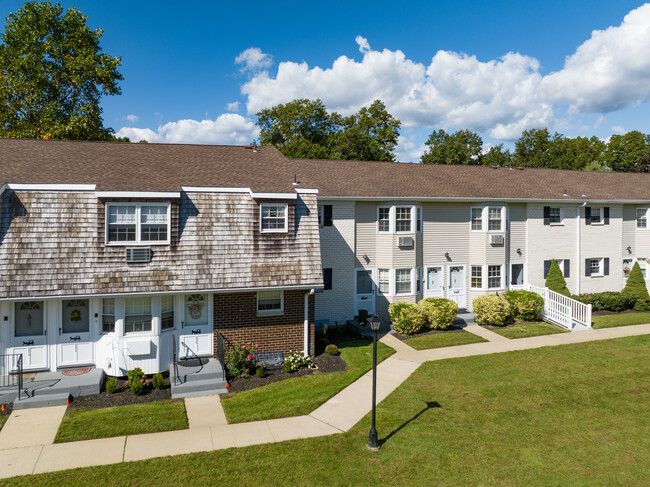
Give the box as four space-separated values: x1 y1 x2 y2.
0 1 124 140
480 144 513 166
545 260 570 296
600 131 650 172
420 129 482 165
622 262 650 303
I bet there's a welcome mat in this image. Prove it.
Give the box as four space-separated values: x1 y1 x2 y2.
62 368 91 376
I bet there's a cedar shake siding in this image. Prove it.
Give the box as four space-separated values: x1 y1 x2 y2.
0 190 322 298
214 291 315 356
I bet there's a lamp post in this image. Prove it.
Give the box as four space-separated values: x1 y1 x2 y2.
367 314 381 450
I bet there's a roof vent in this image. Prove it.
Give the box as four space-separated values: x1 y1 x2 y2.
126 247 151 263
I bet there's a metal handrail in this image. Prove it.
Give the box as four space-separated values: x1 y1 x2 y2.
172 335 180 386
216 332 226 382
0 353 23 401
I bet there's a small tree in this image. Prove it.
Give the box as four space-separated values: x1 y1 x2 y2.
545 260 570 296
622 262 650 307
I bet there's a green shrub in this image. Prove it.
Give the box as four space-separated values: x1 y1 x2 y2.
129 377 144 396
126 368 146 396
105 377 118 394
256 365 265 378
504 290 544 321
545 259 570 296
418 298 458 330
316 337 330 350
388 302 425 334
284 351 313 372
342 324 358 336
226 341 259 379
634 297 649 311
473 294 512 326
324 344 339 356
572 292 636 312
623 262 650 302
284 361 292 373
151 373 164 390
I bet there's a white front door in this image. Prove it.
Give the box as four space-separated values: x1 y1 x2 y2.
58 299 94 367
180 294 213 358
425 266 444 298
12 301 49 370
355 268 375 315
447 265 466 308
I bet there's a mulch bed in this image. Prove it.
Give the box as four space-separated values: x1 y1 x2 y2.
0 402 13 418
392 325 467 342
69 375 172 410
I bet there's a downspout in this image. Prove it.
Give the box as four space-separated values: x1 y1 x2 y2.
576 203 585 295
304 289 314 355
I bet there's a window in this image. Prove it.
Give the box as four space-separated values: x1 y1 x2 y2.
318 205 333 227
590 208 602 224
544 259 570 278
549 208 561 224
107 203 170 244
488 207 502 231
638 258 647 279
488 265 502 288
590 258 601 276
323 268 332 290
257 290 283 314
15 301 43 337
318 206 323 227
260 204 288 232
161 296 174 330
471 266 483 289
637 209 647 229
511 264 524 286
102 298 115 333
378 207 390 232
585 257 609 277
416 267 422 293
395 269 412 294
471 208 483 231
185 294 208 326
623 259 633 280
378 269 390 293
395 207 412 232
124 297 152 333
417 207 422 233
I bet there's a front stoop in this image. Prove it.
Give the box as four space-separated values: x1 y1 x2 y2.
170 358 228 399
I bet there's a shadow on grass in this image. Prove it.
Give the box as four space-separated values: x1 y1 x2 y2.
380 401 441 446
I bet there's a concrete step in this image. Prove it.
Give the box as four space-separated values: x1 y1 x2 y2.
172 387 228 399
13 392 70 410
171 358 225 384
171 376 228 398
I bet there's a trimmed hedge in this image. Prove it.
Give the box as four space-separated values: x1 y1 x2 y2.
503 290 544 321
388 302 425 334
473 294 512 326
572 291 636 312
418 297 458 330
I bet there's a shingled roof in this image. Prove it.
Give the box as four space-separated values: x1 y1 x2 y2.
2 139 650 201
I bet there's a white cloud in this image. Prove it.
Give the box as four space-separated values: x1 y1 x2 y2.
226 101 240 112
355 35 371 54
123 114 139 123
612 125 625 134
116 114 259 145
235 47 273 73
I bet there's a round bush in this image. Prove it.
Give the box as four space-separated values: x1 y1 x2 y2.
105 376 118 394
472 294 512 326
418 298 458 330
388 302 425 335
503 290 544 321
324 344 339 356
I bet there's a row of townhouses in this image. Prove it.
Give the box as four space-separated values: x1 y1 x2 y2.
1 139 648 376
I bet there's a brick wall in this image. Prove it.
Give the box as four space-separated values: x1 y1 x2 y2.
213 290 314 357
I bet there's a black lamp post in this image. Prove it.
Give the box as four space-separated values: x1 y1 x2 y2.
367 314 381 450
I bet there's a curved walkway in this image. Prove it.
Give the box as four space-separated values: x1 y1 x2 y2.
1 323 649 479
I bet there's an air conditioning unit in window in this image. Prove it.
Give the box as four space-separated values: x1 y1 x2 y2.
126 247 152 263
398 236 414 247
490 234 504 245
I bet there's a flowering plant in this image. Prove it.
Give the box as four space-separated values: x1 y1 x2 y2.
225 340 259 378
284 351 313 372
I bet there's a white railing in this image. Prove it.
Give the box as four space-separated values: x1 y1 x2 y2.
527 284 592 330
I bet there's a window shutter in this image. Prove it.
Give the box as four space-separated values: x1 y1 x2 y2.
543 206 550 225
604 258 609 276
323 205 333 227
585 207 591 225
543 260 551 279
564 260 570 278
585 259 591 277
604 207 610 225
323 268 332 290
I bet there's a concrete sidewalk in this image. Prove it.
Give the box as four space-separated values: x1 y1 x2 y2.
0 322 648 479
0 405 67 449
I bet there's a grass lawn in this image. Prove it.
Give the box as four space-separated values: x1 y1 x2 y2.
592 312 650 329
489 321 569 339
54 399 188 443
221 340 394 423
404 330 487 350
9 335 649 486
0 414 7 432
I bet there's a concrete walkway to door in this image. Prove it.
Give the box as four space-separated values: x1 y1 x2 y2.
0 322 649 479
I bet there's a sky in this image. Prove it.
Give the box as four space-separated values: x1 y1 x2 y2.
2 0 650 161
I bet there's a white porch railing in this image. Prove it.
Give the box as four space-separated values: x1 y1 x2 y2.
527 284 592 330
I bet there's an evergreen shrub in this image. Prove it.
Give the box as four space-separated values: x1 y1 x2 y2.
473 295 512 326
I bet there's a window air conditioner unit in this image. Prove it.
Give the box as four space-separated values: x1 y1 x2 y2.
126 247 152 263
398 236 414 247
490 234 504 245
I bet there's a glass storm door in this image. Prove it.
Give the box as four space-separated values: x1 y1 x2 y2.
447 265 466 308
180 294 213 358
425 266 444 298
58 299 93 367
355 268 375 315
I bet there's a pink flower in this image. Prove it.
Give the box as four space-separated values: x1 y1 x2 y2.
246 369 249 372
255 343 259 347
241 345 245 348
247 355 252 360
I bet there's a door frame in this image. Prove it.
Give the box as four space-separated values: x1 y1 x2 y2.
424 265 444 298
446 264 467 309
354 267 375 316
509 261 526 289
57 299 94 368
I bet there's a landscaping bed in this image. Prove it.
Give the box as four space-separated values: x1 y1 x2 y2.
69 374 172 410
393 326 487 350
482 320 568 339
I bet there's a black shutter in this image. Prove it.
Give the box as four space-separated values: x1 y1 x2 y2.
564 260 570 278
585 259 591 277
585 207 591 225
543 206 550 225
323 205 333 227
544 260 551 279
604 258 609 276
323 268 332 290
604 207 610 225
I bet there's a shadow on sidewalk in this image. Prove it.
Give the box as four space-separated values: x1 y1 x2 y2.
379 400 441 446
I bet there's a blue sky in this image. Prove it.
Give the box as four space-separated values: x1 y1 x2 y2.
2 0 650 161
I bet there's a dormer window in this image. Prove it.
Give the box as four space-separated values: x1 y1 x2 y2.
260 203 288 233
106 203 170 245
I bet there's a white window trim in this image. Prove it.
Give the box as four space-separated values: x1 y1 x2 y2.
317 205 324 227
377 268 390 294
589 207 604 226
394 206 413 234
487 264 505 289
487 207 505 233
123 296 154 335
257 290 284 315
589 258 604 277
105 202 171 246
101 298 116 335
553 259 565 277
470 207 483 232
636 208 648 229
377 205 417 234
160 295 175 332
549 207 563 226
377 206 392 233
470 265 483 290
260 203 288 233
395 268 413 294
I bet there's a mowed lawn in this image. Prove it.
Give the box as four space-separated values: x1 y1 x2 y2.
489 321 569 339
405 330 487 350
221 339 394 423
7 335 649 486
592 312 650 329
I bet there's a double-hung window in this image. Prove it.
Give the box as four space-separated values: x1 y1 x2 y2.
590 208 602 224
125 297 152 333
378 269 390 294
260 204 288 232
637 209 647 229
471 208 483 231
395 269 412 294
257 290 283 314
488 207 502 231
161 296 174 330
549 208 561 224
378 207 390 232
395 207 412 232
590 258 601 276
107 203 170 244
488 265 502 289
102 298 115 333
471 266 483 289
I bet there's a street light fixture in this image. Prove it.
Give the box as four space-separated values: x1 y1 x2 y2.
367 314 381 450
